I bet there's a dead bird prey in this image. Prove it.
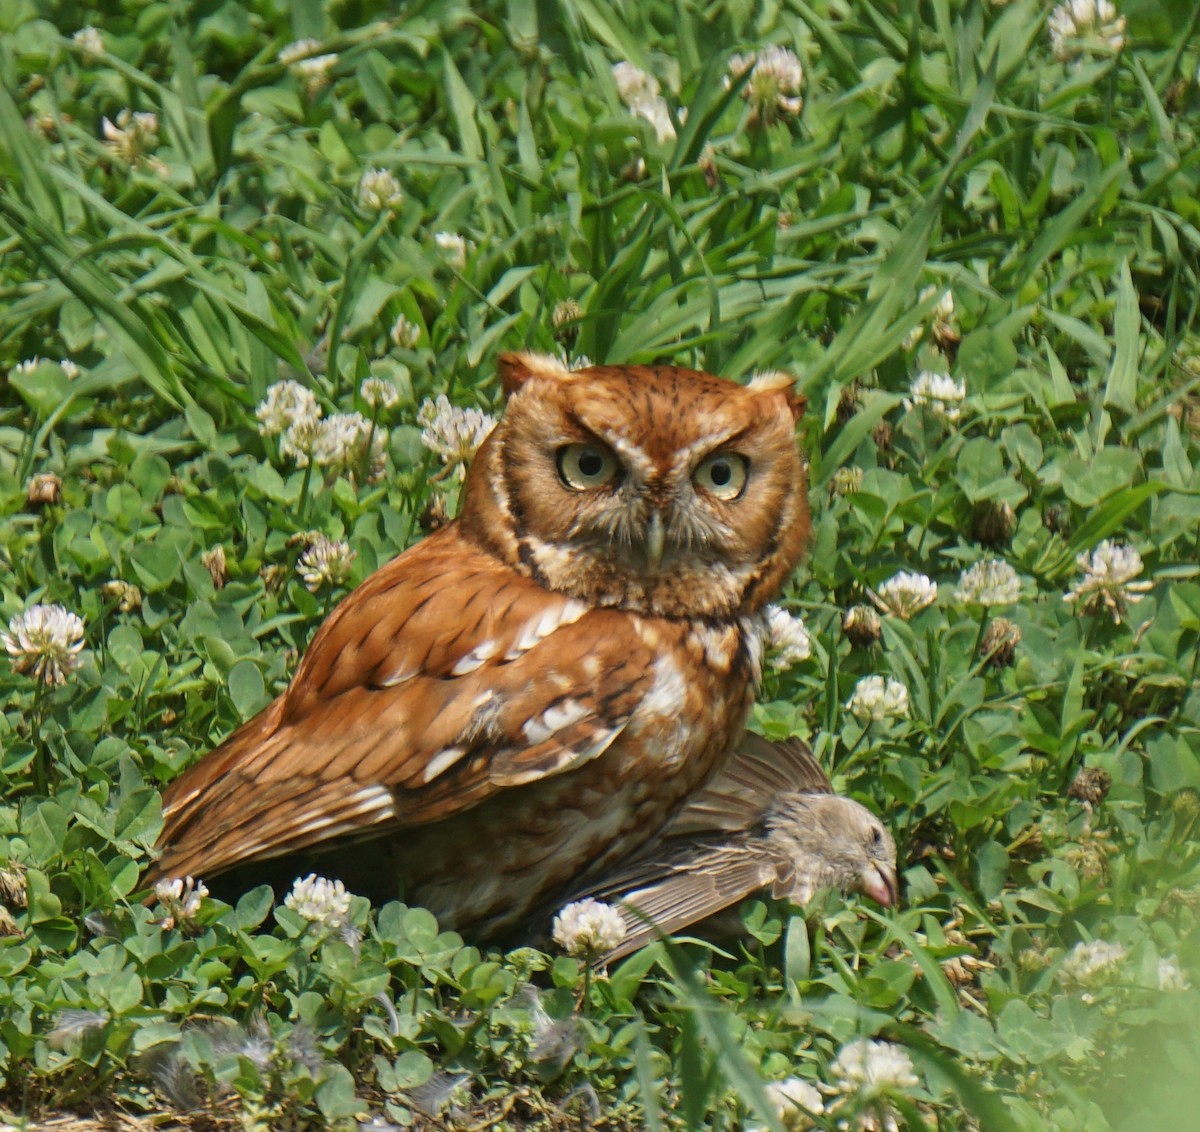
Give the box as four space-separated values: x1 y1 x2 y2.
573 733 898 961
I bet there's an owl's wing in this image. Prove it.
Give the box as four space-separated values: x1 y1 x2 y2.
664 732 830 838
149 526 661 884
588 842 778 962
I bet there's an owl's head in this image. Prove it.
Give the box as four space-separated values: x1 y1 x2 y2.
459 353 809 618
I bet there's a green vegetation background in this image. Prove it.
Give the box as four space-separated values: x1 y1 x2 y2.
1 0 1199 1128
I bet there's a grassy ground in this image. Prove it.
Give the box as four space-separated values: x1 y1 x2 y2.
2 0 1200 1128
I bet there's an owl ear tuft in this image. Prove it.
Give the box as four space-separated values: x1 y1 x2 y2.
747 370 806 422
498 352 573 398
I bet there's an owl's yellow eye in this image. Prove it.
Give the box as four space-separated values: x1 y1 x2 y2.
556 443 619 490
694 452 749 500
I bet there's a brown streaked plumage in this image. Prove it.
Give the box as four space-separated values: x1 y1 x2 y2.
147 353 811 934
573 734 899 961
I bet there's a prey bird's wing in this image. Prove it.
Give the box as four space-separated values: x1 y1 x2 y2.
587 842 779 962
566 734 830 959
149 527 659 885
665 732 830 838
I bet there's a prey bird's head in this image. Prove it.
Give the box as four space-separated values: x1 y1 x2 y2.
770 793 899 908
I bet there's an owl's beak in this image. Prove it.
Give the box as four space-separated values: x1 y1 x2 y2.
859 859 899 908
643 511 666 570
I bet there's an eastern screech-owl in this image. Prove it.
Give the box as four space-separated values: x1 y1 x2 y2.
148 352 811 934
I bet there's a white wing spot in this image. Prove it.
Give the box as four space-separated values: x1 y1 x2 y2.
451 638 500 676
523 698 590 744
295 787 398 836
236 787 398 861
423 745 469 783
377 661 418 687
504 599 588 659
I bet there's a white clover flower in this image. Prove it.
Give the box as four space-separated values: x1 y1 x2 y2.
2 604 86 685
759 1077 824 1130
1048 0 1126 61
417 394 497 478
389 314 421 349
871 571 938 619
906 287 957 351
846 675 909 724
434 231 469 271
830 1038 919 1097
153 876 209 930
360 377 400 411
1059 939 1127 986
766 605 813 669
345 413 388 478
278 38 322 65
612 62 660 104
72 26 104 58
279 40 339 96
102 109 160 165
275 403 386 475
552 898 627 957
1063 540 1153 621
296 535 356 592
285 873 352 930
957 559 1021 607
904 371 966 422
16 356 81 380
924 286 955 324
611 64 678 145
255 379 320 437
726 45 804 123
312 411 387 475
1157 957 1190 992
358 168 403 212
630 93 676 143
279 414 326 467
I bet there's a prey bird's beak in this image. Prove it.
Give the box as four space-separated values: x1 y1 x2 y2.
644 511 665 571
860 860 899 908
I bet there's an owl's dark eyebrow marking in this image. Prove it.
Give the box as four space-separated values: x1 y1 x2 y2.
702 423 757 453
559 411 614 447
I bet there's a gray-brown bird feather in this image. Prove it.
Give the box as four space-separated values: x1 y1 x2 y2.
574 734 898 961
